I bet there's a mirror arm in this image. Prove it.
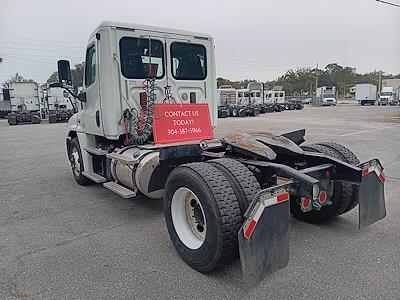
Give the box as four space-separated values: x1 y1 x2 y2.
61 84 78 99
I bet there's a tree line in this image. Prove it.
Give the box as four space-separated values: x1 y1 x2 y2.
218 63 400 96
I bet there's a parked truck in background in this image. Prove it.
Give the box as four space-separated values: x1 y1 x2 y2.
4 82 41 125
356 83 377 106
46 83 75 123
0 90 11 118
378 87 398 106
316 86 336 106
379 79 400 105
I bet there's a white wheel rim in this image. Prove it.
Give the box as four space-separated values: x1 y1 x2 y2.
171 187 206 249
71 147 80 176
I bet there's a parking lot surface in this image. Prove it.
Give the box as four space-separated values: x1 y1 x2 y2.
1 105 399 299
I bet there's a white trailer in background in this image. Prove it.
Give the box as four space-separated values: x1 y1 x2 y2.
46 83 75 123
356 84 377 106
5 82 41 125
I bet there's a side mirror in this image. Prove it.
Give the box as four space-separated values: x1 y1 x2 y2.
78 91 87 102
57 60 72 87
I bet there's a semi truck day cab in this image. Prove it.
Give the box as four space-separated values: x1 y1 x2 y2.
58 21 386 289
46 83 76 123
4 81 42 125
379 87 398 106
316 86 337 106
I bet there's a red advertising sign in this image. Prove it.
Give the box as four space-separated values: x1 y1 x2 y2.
153 103 214 144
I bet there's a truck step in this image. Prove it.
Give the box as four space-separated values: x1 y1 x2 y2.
82 171 107 183
106 152 137 165
103 182 137 199
84 147 109 156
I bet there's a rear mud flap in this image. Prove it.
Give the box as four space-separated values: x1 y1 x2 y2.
358 159 386 228
238 184 291 290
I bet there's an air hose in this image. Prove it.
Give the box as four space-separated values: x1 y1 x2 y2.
123 77 156 145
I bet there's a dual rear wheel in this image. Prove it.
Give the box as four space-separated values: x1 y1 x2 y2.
163 159 260 272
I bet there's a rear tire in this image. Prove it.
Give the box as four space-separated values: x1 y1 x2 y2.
163 162 242 273
208 158 261 216
315 142 360 213
290 143 354 224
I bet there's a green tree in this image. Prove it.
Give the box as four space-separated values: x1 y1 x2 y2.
217 77 241 89
47 62 85 87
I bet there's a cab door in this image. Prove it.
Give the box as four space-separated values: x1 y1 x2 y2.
80 40 103 135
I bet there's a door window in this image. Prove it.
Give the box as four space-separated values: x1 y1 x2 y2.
85 45 96 86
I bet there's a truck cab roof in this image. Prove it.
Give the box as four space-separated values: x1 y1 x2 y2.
91 21 213 40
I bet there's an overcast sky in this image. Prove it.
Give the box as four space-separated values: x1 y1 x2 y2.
0 0 399 84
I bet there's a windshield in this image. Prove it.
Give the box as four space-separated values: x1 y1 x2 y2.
381 92 393 96
119 37 164 79
323 94 335 98
171 42 207 80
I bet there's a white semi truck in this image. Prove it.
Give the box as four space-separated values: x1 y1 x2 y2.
356 84 377 106
58 21 386 289
316 86 336 106
4 81 41 125
379 86 398 106
46 83 76 123
0 90 11 118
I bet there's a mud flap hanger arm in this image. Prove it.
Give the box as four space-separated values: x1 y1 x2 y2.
238 158 320 199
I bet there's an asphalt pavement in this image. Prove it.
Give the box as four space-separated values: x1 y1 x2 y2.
0 105 399 299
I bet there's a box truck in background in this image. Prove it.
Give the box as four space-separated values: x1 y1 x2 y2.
356 84 377 106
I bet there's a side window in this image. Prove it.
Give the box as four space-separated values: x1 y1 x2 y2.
256 92 261 97
171 42 207 80
238 92 243 97
85 45 96 86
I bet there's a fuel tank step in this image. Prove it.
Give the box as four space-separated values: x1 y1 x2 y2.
84 147 109 156
103 182 137 199
82 171 107 183
106 152 137 165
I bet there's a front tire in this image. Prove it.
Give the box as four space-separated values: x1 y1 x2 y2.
69 137 90 186
163 162 242 273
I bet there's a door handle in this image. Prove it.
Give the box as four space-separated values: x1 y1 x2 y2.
95 110 100 127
